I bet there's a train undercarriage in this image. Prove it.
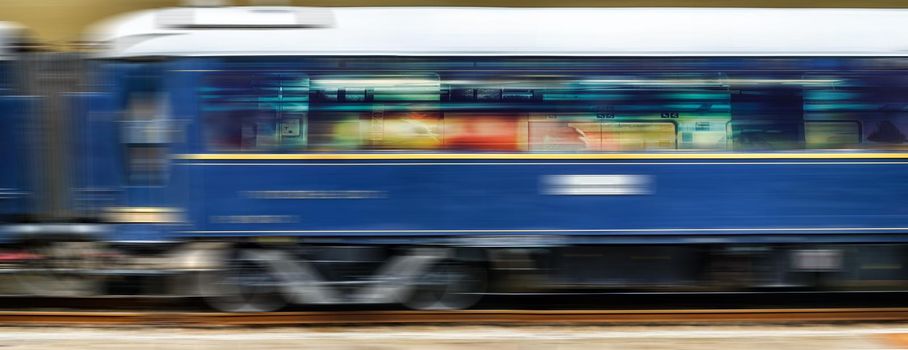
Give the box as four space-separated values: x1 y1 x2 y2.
2 226 908 312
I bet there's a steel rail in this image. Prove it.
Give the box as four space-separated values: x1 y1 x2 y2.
4 308 908 326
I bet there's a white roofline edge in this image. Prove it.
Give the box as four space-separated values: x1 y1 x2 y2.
85 7 908 58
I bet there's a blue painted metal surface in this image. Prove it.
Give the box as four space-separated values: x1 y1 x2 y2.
76 57 908 244
0 95 33 220
0 60 35 224
170 158 908 244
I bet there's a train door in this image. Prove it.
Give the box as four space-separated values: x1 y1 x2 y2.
78 62 186 241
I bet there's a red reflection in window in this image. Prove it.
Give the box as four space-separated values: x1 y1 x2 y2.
443 114 522 151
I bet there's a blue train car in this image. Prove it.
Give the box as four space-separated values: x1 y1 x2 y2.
0 23 33 225
44 6 908 310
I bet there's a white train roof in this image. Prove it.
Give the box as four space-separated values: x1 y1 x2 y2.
0 22 25 60
86 6 908 58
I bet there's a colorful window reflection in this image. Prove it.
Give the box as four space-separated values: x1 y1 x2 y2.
443 114 525 151
529 116 677 152
306 112 529 151
806 122 861 149
529 117 598 152
601 122 676 151
199 59 908 153
368 112 443 150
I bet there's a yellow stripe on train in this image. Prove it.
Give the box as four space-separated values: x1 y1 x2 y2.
173 153 908 161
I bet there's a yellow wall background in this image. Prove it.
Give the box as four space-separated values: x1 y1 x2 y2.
3 0 908 43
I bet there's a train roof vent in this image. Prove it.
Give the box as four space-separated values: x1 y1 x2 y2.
157 6 334 29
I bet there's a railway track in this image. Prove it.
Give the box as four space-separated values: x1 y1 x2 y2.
4 308 908 326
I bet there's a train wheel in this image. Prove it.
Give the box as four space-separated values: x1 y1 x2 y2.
201 248 287 312
400 260 486 310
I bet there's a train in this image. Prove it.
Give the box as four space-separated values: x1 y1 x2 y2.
0 22 29 223
2 6 908 311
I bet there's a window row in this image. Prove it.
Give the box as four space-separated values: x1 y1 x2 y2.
203 112 896 152
198 70 908 152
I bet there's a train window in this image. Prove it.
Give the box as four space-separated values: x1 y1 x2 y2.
442 114 526 151
202 71 309 151
803 74 908 150
729 87 805 150
204 111 278 151
728 121 804 151
601 122 677 151
122 88 170 185
676 119 728 150
529 115 600 152
307 112 445 150
307 112 528 151
865 117 908 146
366 112 443 150
805 121 861 149
528 115 678 152
307 113 363 151
307 74 442 151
